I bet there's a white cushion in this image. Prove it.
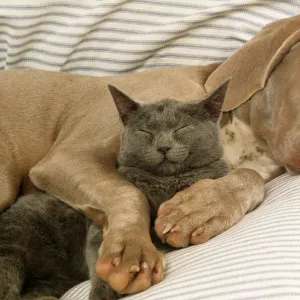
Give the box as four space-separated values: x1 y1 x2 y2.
62 173 300 300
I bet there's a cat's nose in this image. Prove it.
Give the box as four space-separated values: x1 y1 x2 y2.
157 147 171 155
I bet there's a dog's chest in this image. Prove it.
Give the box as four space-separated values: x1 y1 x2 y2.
219 116 284 182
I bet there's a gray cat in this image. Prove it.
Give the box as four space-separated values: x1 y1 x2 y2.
0 82 229 300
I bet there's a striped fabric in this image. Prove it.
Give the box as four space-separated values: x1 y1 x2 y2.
1 0 300 299
1 0 300 76
62 173 300 300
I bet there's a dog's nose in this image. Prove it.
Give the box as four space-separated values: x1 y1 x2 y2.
157 147 171 155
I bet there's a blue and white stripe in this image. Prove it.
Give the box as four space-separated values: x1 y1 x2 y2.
1 0 300 76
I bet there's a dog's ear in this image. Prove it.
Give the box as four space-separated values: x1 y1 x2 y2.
108 85 139 124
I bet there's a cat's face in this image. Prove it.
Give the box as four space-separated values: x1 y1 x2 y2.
109 81 228 175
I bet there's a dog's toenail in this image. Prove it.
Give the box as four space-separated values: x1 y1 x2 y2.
171 225 181 233
130 265 140 273
112 257 121 266
162 223 172 234
141 262 148 270
192 227 204 236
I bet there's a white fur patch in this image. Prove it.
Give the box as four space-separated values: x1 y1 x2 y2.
220 116 284 182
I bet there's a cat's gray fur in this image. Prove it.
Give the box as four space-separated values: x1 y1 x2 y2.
0 82 228 300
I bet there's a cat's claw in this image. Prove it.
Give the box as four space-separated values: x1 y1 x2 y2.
96 228 165 295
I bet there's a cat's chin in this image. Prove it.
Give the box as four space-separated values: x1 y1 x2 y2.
153 160 182 176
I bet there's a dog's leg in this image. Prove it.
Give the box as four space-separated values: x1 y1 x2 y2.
155 169 264 248
0 143 20 211
29 141 165 295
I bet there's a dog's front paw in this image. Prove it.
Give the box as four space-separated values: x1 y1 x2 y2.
154 179 239 247
95 227 166 295
154 169 264 248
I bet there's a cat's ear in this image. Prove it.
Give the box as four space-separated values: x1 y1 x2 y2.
108 85 140 124
200 78 230 121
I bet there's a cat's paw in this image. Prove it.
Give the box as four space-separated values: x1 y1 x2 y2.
154 177 248 248
89 279 122 300
95 228 166 295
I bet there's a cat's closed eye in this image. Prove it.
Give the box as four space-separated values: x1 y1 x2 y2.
137 129 153 139
173 125 192 138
